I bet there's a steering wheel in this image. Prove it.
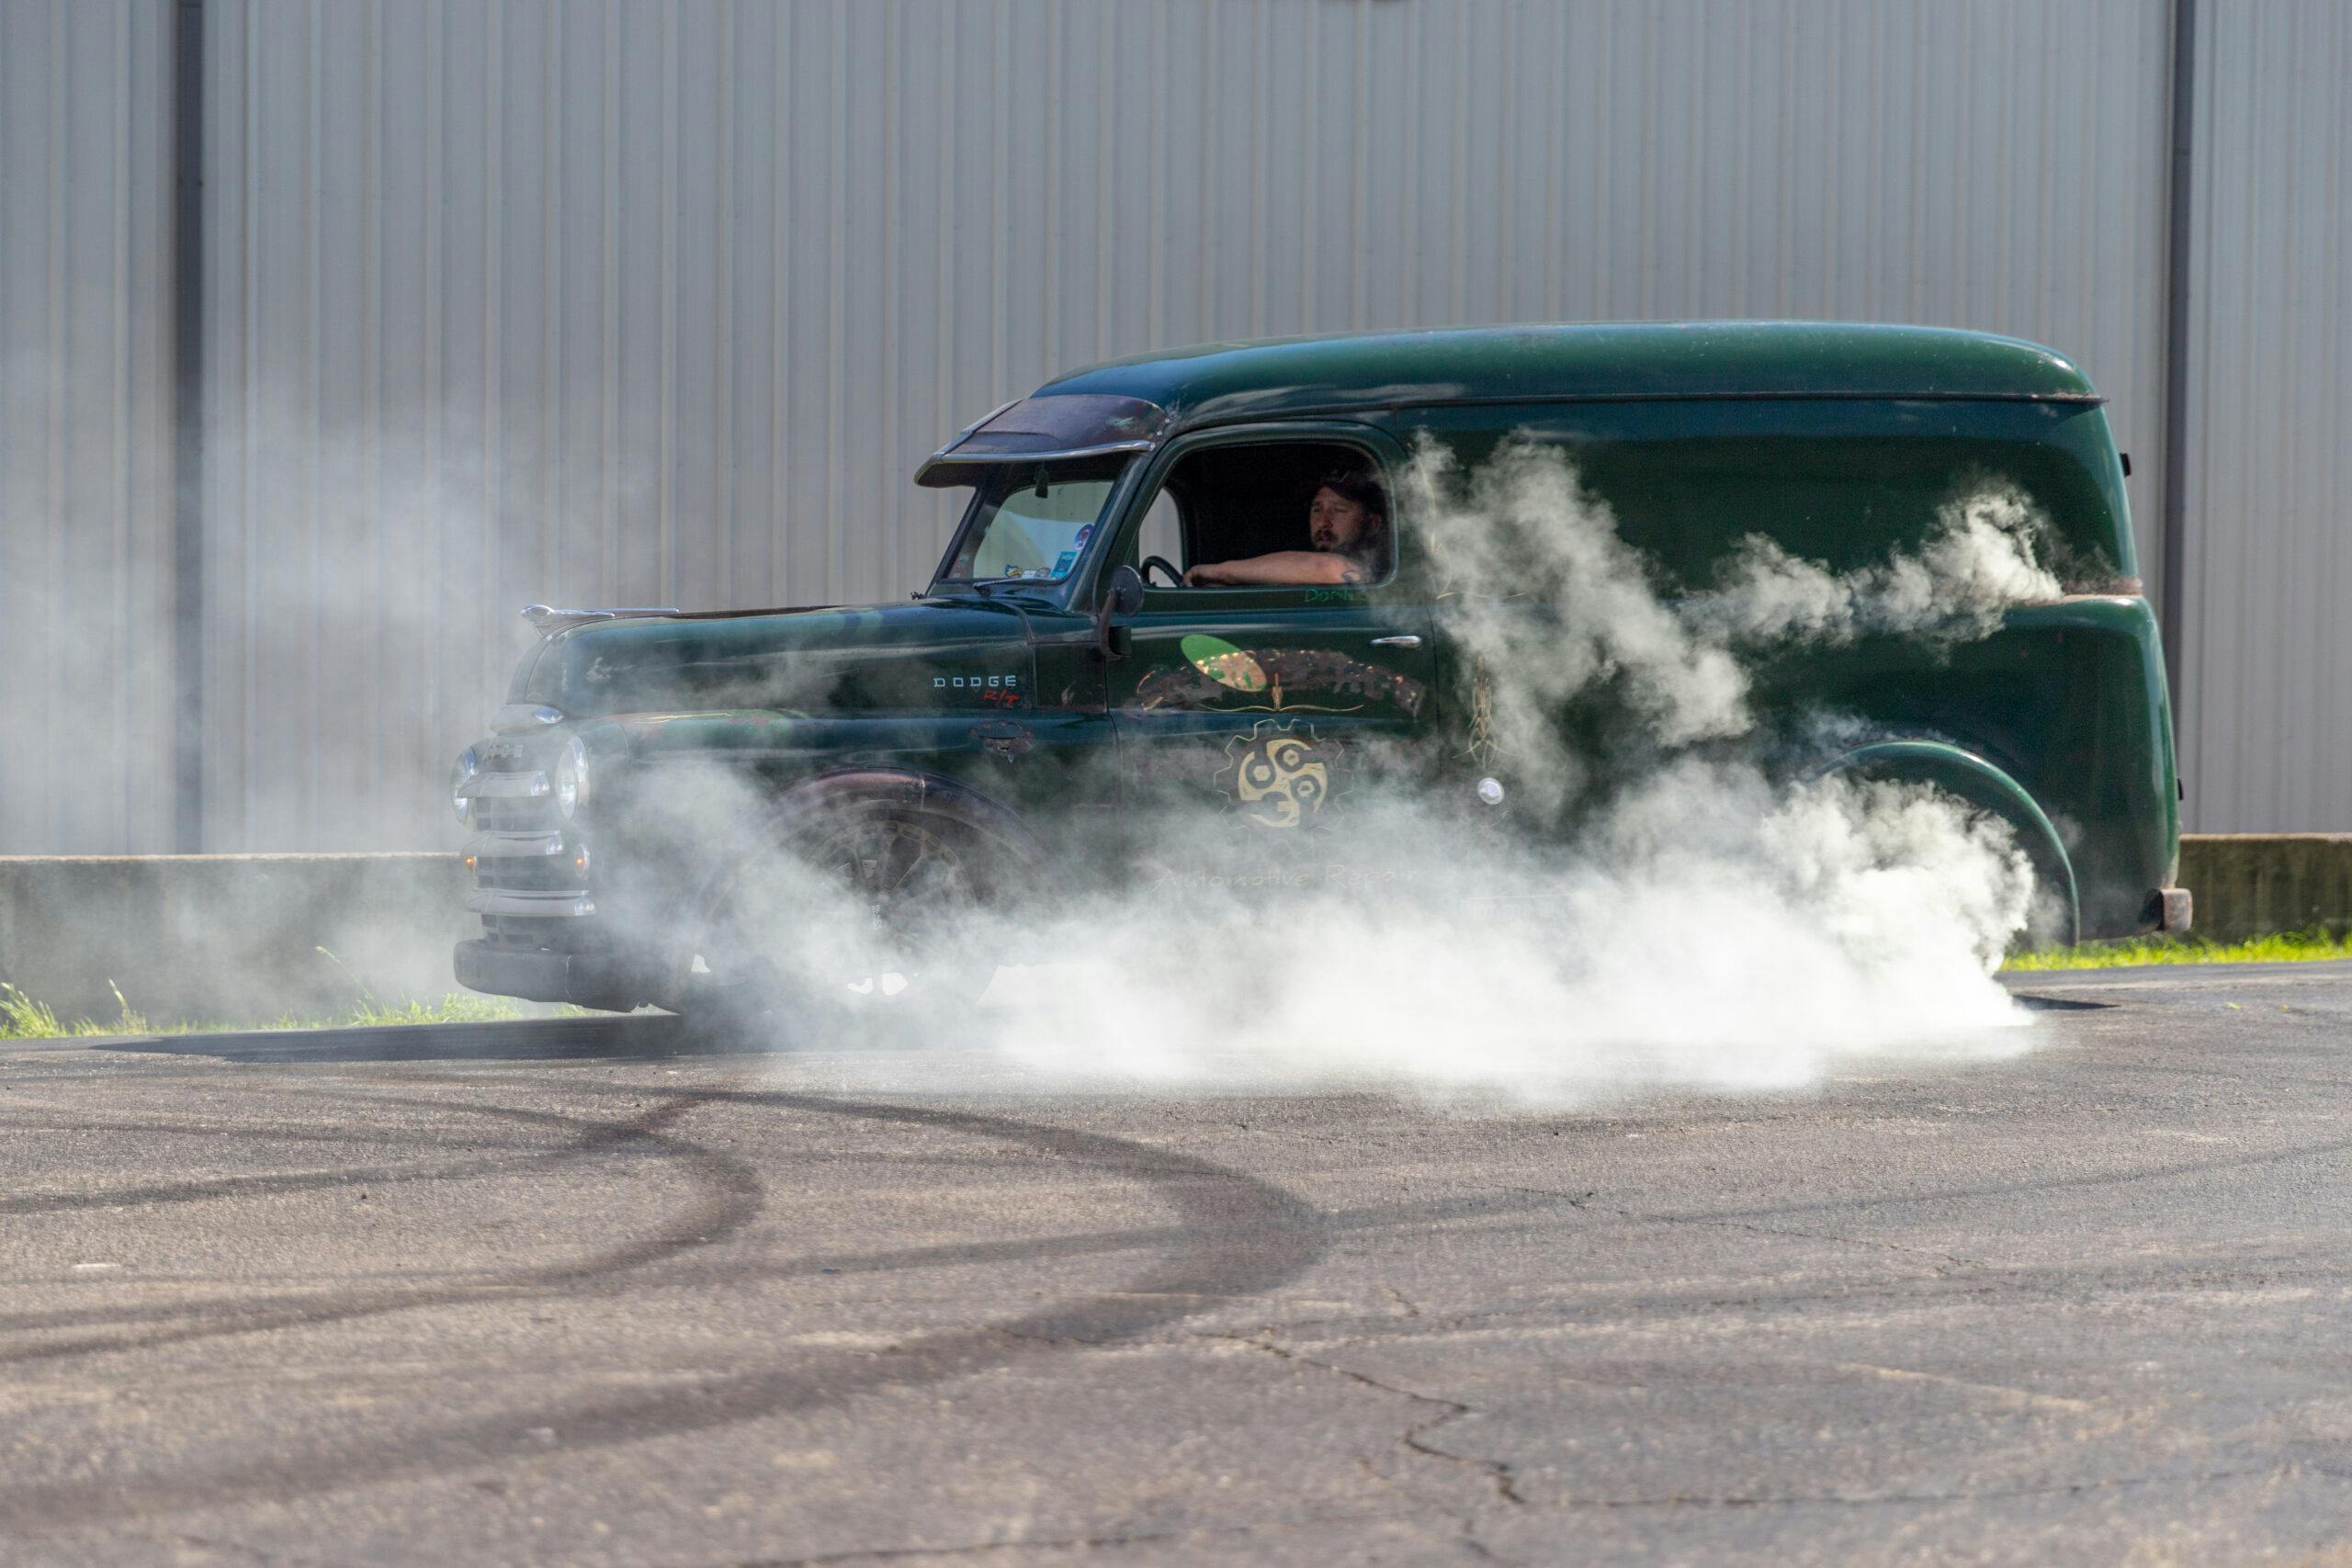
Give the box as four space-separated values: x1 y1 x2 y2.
1140 555 1185 587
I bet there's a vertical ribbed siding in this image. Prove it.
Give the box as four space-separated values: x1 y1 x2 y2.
2177 0 2352 831
6 1 2213 849
186 0 2178 850
0 1 174 854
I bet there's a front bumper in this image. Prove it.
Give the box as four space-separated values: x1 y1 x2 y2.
454 939 665 1012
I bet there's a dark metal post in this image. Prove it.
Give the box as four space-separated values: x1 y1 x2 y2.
169 0 205 852
2159 0 2198 744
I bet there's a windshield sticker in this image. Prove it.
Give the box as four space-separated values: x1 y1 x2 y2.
1216 719 1336 829
1051 549 1079 577
1074 525 1094 545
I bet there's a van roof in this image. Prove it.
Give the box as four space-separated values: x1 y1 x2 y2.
1031 321 2100 433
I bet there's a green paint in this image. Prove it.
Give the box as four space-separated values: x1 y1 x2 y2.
1041 321 2099 432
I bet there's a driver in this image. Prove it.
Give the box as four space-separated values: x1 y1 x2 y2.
1183 468 1388 587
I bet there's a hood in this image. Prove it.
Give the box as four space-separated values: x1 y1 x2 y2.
514 598 1037 717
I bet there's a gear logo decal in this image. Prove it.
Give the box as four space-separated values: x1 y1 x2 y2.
1217 719 1336 829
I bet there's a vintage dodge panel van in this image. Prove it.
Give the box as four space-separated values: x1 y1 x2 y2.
450 323 2188 1014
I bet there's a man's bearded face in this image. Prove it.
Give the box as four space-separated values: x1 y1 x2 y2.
1308 486 1373 553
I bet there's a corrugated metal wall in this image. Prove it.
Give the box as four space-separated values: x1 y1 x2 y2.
0 0 175 853
2177 0 2352 831
11 0 2340 847
189 0 2178 851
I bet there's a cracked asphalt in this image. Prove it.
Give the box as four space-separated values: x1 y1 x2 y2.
6 960 2352 1565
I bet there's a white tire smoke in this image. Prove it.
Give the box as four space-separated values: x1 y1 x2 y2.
703 442 2064 1106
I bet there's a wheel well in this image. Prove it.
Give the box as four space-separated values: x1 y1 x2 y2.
655 784 1017 1013
659 770 1036 999
1806 740 2080 946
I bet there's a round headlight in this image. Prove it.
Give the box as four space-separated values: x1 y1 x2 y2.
451 747 480 824
554 736 589 819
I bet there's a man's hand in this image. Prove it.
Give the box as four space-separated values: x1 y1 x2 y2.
1182 563 1227 587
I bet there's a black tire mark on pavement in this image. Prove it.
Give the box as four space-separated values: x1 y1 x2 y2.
358 1075 2352 1320
1644 1128 2352 1227
0 1092 1324 1534
0 1092 697 1219
0 1111 512 1149
0 1089 763 1363
81 1012 695 1064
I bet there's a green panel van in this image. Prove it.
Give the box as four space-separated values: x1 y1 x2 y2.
450 323 2188 1014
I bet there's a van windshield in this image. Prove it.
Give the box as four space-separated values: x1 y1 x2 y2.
938 458 1127 586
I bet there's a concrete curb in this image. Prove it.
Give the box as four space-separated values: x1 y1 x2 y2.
0 852 469 1027
2177 834 2352 944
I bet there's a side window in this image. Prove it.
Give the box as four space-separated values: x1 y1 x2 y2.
1129 440 1393 591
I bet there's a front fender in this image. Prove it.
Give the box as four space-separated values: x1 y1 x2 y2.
1804 739 2079 944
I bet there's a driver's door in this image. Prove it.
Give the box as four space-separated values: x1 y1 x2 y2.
1102 432 1439 863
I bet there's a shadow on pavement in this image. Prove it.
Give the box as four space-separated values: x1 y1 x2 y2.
2006 993 2111 1012
77 975 2166 1063
85 1012 774 1065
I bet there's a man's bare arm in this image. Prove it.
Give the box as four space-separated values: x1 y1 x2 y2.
1183 551 1363 587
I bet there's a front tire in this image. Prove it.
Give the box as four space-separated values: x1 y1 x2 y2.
676 805 1000 1039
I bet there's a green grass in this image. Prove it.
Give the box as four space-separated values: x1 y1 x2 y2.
0 978 547 1040
1 979 153 1039
2004 927 2352 972
0 945 579 1040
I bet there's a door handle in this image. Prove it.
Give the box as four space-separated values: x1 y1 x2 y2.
1369 634 1421 648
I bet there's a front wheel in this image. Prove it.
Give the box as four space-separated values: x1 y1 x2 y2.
677 806 1001 1038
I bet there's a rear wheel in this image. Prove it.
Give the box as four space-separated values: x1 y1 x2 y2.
678 806 1000 1038
2000 811 2081 952
1810 745 2080 955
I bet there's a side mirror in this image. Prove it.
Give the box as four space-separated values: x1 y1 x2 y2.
1095 564 1146 660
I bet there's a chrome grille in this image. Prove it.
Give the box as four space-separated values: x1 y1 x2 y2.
462 772 557 832
463 820 596 948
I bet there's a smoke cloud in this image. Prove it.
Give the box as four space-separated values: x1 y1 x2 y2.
11 408 2067 1100
1688 485 2064 649
698 441 2064 1110
959 769 2037 1107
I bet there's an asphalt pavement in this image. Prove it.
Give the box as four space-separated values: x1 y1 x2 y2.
6 962 2352 1566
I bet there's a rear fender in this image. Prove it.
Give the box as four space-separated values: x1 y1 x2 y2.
1804 739 2079 946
